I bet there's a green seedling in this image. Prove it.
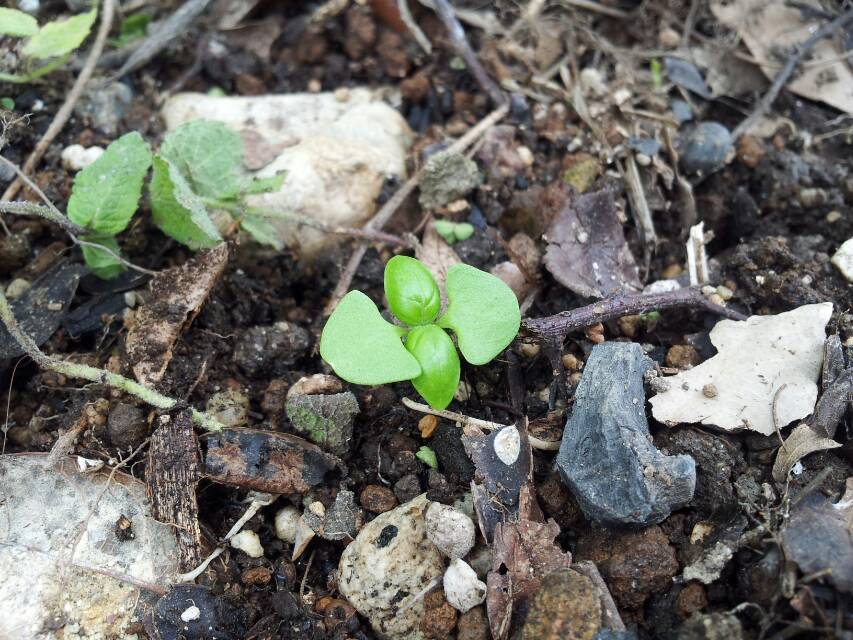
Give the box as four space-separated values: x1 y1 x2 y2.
66 120 285 278
434 219 474 245
416 446 438 469
108 12 151 48
0 7 97 84
320 256 520 410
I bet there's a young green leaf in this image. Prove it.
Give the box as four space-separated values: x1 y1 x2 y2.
434 219 457 244
150 156 223 249
22 8 97 60
320 290 421 385
437 263 520 365
453 222 474 242
416 446 439 470
384 255 441 326
405 324 460 410
67 131 152 236
242 173 285 195
240 215 283 250
80 235 124 279
160 120 243 201
109 12 150 47
0 8 39 37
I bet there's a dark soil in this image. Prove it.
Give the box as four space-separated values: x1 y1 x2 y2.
2 1 853 639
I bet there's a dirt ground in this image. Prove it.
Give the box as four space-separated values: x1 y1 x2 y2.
2 1 853 639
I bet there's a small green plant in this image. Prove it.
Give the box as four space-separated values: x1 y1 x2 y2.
0 7 97 83
66 120 285 278
108 12 150 48
320 256 520 410
434 219 474 245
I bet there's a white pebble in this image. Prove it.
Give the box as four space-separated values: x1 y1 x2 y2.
832 238 853 282
493 425 520 466
643 279 681 294
60 144 105 171
274 505 301 544
180 605 201 622
425 502 475 559
443 559 486 613
230 530 264 558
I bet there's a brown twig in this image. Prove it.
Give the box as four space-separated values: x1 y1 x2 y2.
732 7 853 140
2 0 116 202
522 286 747 343
324 102 510 315
431 0 507 106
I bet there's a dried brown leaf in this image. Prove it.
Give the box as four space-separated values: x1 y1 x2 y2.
772 423 841 483
543 187 641 298
486 518 572 640
125 244 228 387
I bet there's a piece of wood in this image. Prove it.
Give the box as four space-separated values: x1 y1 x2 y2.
146 411 203 572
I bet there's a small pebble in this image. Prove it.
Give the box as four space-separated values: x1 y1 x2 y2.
205 388 249 428
275 505 301 544
666 345 701 369
518 342 540 358
702 384 718 399
826 211 842 223
680 122 732 175
425 502 476 559
443 559 486 613
419 414 440 439
394 474 422 504
230 530 264 558
60 144 105 171
457 607 489 640
658 27 680 48
832 239 853 282
561 353 582 372
360 484 398 514
5 278 30 300
180 605 201 622
420 590 458 639
493 426 521 466
635 152 651 166
736 135 764 168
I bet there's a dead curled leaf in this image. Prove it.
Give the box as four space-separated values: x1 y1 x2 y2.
772 423 841 483
486 518 573 640
125 244 229 387
543 187 641 299
782 477 853 594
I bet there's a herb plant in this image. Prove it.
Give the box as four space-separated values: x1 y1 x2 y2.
320 256 521 410
0 7 97 84
66 120 285 278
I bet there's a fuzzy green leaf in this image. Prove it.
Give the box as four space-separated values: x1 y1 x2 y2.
240 215 283 250
437 263 520 365
405 324 459 410
243 173 285 195
80 235 124 279
320 290 421 385
22 8 96 60
67 131 152 236
384 255 441 326
150 155 222 249
160 120 243 201
0 8 38 37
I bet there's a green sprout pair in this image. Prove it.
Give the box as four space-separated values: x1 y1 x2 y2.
320 256 521 410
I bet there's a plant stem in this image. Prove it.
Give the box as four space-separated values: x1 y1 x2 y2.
0 287 224 432
0 200 88 235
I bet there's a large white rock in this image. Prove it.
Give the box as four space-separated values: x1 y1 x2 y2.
832 238 853 282
161 90 413 257
338 494 444 640
650 303 832 435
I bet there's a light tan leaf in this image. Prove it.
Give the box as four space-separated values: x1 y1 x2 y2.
772 423 841 482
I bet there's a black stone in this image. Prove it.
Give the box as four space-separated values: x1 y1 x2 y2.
556 342 696 526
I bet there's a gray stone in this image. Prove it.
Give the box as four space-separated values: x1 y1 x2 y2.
677 613 743 640
285 391 358 456
419 150 482 209
556 342 696 526
679 122 732 175
233 321 310 376
75 82 133 137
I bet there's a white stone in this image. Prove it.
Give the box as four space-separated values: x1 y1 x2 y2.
230 530 264 558
180 605 201 622
425 502 476 559
832 238 853 282
60 144 105 171
274 506 301 544
493 425 520 466
650 303 833 435
161 90 413 257
5 278 30 300
643 279 681 294
443 559 486 613
338 495 444 640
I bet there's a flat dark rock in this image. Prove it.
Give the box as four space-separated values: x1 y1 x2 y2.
0 262 86 359
556 342 696 526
